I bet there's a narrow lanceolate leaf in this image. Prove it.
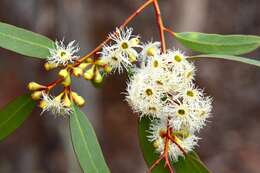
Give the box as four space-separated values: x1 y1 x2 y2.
0 94 36 141
189 54 260 67
70 106 110 173
138 117 211 173
175 32 260 55
0 21 54 59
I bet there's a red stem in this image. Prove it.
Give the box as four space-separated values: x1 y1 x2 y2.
152 0 167 53
76 0 154 64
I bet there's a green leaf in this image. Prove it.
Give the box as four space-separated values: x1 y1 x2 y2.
0 21 54 59
70 105 110 173
0 94 36 141
175 32 260 55
189 54 260 67
138 117 211 173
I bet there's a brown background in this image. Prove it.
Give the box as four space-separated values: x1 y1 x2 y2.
0 0 260 173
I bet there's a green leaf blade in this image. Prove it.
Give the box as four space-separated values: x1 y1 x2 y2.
175 32 260 55
0 22 54 59
0 94 36 141
70 105 110 173
189 54 260 67
138 117 211 173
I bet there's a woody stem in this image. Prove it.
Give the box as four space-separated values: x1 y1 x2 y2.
152 0 167 53
75 0 154 65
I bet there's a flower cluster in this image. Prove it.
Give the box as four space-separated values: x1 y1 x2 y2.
100 28 212 162
27 28 212 163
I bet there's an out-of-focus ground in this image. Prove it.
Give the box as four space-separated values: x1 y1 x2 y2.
0 0 260 173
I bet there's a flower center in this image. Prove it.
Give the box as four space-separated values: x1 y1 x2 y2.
153 60 159 68
59 51 69 60
186 90 194 97
156 80 163 85
145 88 153 96
121 42 129 49
177 109 186 116
149 106 157 112
174 55 182 62
112 56 118 61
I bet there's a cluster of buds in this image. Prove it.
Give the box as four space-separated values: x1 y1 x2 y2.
27 40 109 116
28 81 85 116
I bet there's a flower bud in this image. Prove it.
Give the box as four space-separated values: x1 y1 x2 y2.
83 66 95 80
146 47 156 57
31 91 43 100
153 139 161 149
79 63 90 70
63 94 72 107
93 69 103 84
86 58 93 63
104 65 112 73
59 69 69 78
95 59 106 66
28 82 45 91
72 67 83 77
39 100 47 109
54 92 64 102
62 75 71 87
44 62 57 71
128 53 137 63
130 38 140 46
71 92 85 107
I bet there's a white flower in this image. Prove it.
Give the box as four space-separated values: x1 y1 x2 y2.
100 27 141 73
126 67 166 117
40 92 71 116
163 49 187 67
148 118 199 162
141 41 161 57
110 28 140 59
167 94 212 133
47 40 80 66
100 46 130 73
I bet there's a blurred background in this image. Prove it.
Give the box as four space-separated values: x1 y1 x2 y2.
1 0 260 173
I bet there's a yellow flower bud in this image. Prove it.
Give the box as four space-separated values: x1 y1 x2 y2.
104 65 112 73
71 92 85 107
86 58 93 63
93 69 103 84
62 75 71 87
39 100 47 109
72 67 83 77
54 92 64 102
146 47 156 57
128 53 137 63
31 91 42 100
59 69 69 78
153 140 161 149
95 59 106 66
44 62 57 71
83 66 95 80
79 63 90 70
63 94 72 107
130 37 140 46
28 82 45 91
